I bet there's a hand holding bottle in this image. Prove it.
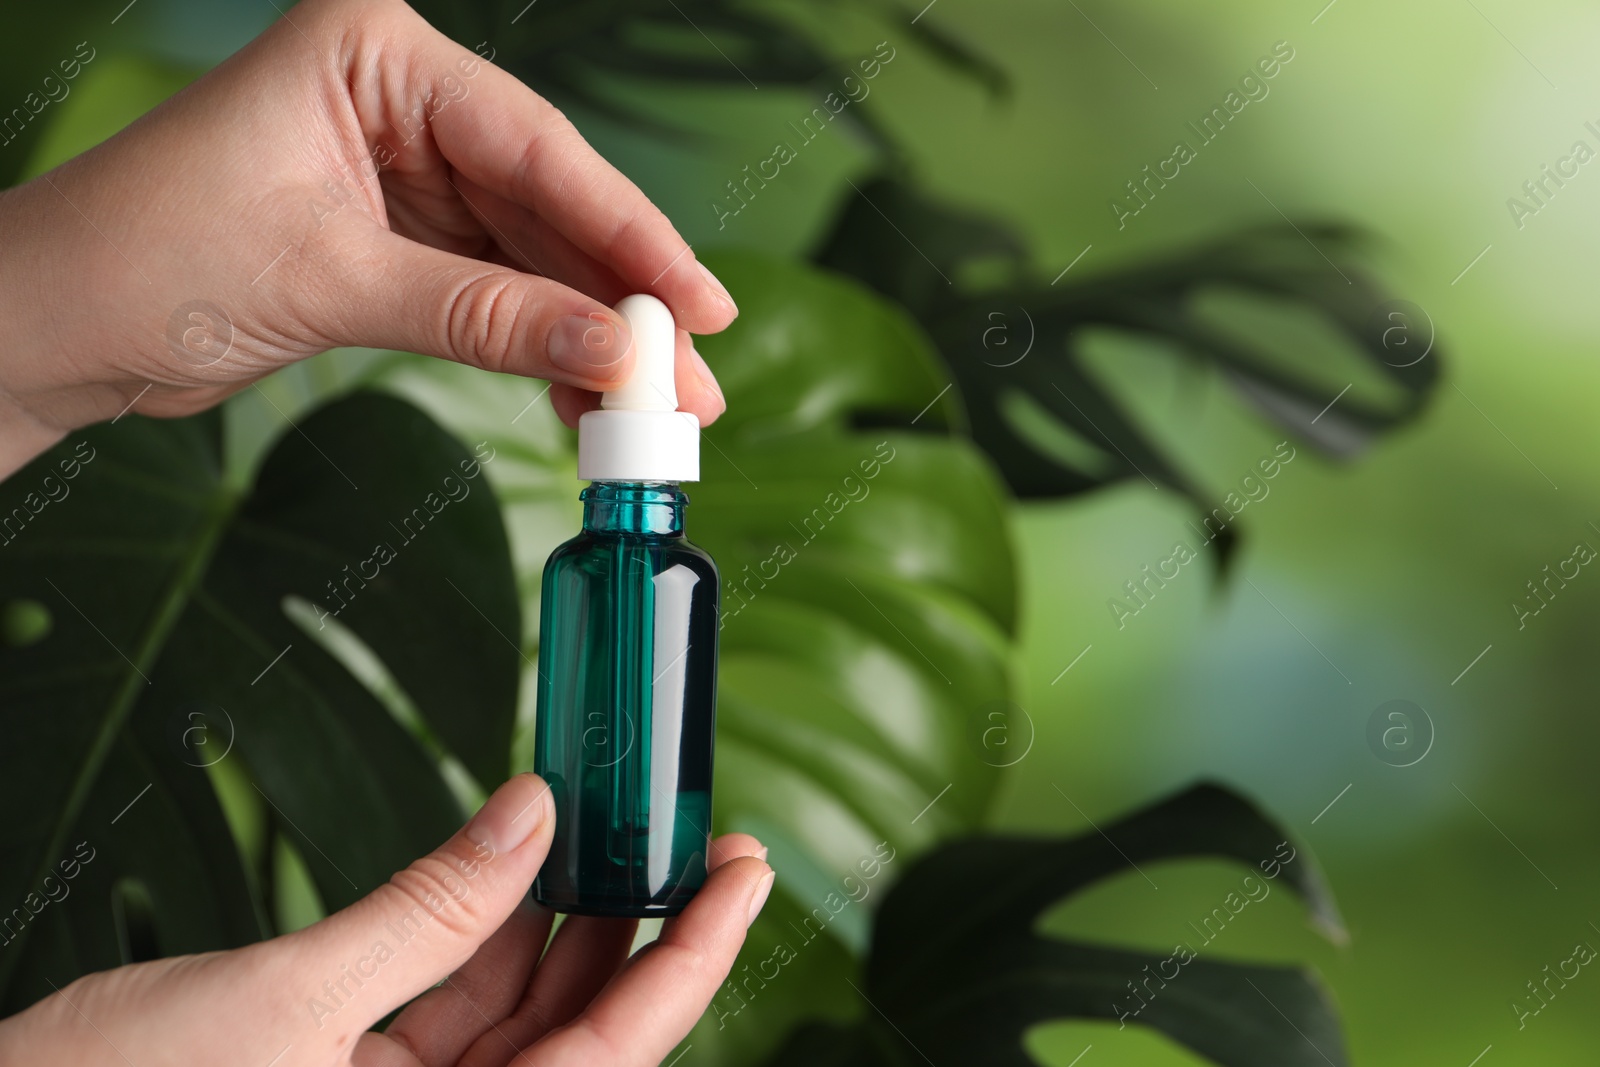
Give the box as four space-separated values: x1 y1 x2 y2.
0 775 775 1065
0 0 733 478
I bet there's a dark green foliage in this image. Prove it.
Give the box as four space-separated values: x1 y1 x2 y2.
814 177 1440 557
405 0 1002 149
763 783 1348 1067
0 393 521 1010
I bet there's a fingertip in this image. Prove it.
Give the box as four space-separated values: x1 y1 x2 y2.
465 772 554 856
545 308 634 386
727 857 776 928
695 260 738 320
674 332 725 426
708 832 766 871
688 342 725 408
710 856 774 908
660 853 771 944
657 266 737 336
644 256 738 334
551 321 723 427
671 301 737 336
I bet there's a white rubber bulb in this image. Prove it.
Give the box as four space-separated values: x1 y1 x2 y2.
602 294 678 412
575 293 701 483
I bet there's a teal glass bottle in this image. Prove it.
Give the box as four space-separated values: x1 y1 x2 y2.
532 482 719 916
531 292 718 918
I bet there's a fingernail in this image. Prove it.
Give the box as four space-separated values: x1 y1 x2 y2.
755 845 769 863
548 312 632 378
465 773 551 855
697 262 738 317
747 868 775 928
689 345 724 407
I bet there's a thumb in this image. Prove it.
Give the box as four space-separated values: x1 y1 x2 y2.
271 773 554 1040
313 227 634 389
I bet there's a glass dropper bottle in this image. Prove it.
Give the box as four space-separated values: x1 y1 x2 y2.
532 294 720 917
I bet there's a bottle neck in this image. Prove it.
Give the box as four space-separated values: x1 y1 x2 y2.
581 481 686 535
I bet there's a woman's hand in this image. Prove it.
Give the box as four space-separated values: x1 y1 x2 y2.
0 0 734 477
0 774 775 1066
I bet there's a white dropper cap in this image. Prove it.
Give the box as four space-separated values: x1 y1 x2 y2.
576 294 700 483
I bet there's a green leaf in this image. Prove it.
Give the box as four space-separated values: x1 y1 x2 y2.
0 1 126 187
763 783 1347 1067
361 248 1018 1064
814 176 1441 569
408 0 834 136
0 392 519 1010
405 0 1000 154
16 55 200 182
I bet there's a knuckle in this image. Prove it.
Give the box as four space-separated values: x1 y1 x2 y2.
443 273 526 373
652 939 714 987
606 206 675 272
510 993 559 1036
384 852 484 940
569 1014 633 1065
512 101 579 190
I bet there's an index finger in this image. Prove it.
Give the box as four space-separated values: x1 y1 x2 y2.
530 855 775 1067
420 39 738 334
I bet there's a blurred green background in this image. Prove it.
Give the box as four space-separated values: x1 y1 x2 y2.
7 0 1599 1063
608 4 1600 1059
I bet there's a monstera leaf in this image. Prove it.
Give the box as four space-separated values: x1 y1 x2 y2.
364 248 1018 1063
0 392 520 1012
0 0 127 187
763 783 1348 1067
815 176 1441 566
405 0 1003 147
